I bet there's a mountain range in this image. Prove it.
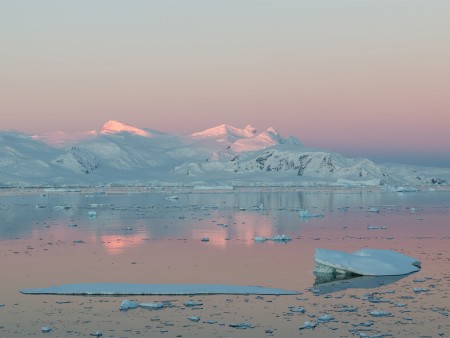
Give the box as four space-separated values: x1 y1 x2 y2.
0 120 448 188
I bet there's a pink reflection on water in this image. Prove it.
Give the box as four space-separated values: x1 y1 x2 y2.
233 212 274 247
190 212 275 248
97 232 150 255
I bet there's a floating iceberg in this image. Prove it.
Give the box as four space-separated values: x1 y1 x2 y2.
313 274 408 292
20 283 299 295
314 248 421 277
138 302 168 309
119 299 138 311
299 209 323 218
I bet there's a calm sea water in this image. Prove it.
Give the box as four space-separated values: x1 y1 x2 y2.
1 189 449 337
1 189 448 243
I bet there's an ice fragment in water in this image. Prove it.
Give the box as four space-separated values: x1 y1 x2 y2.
138 302 167 309
369 310 391 317
299 321 317 330
254 236 268 242
88 210 97 218
271 234 292 242
184 300 203 307
229 322 254 329
41 326 52 333
317 314 335 323
352 321 374 327
119 299 138 311
200 237 209 242
90 332 102 337
299 209 323 218
413 287 429 293
187 316 201 322
336 307 358 313
290 307 305 313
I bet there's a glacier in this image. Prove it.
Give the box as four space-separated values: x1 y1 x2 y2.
1 120 449 188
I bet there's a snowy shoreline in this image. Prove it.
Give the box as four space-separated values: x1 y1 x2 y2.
2 184 450 196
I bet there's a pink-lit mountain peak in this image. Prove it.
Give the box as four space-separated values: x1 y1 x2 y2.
191 124 257 140
100 120 151 137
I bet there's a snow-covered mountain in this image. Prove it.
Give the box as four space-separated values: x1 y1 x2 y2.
100 120 153 137
0 120 448 188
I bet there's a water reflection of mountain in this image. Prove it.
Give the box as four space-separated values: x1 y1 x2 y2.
1 190 448 240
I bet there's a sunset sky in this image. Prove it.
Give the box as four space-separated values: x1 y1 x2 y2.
1 1 449 167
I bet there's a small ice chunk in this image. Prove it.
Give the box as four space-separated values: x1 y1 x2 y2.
352 321 374 327
138 302 167 309
187 315 201 322
271 234 292 242
368 207 380 213
184 300 203 307
119 299 139 311
299 321 317 330
229 322 253 329
41 326 52 333
317 314 335 323
90 332 103 337
200 237 209 242
299 210 323 218
413 287 429 293
88 210 97 218
290 307 305 313
336 307 358 313
254 236 268 242
369 310 391 317
299 209 309 217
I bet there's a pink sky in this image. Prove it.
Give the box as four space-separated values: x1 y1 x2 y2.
1 1 449 166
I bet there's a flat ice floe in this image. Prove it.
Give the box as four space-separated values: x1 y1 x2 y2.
314 248 421 276
20 283 299 295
